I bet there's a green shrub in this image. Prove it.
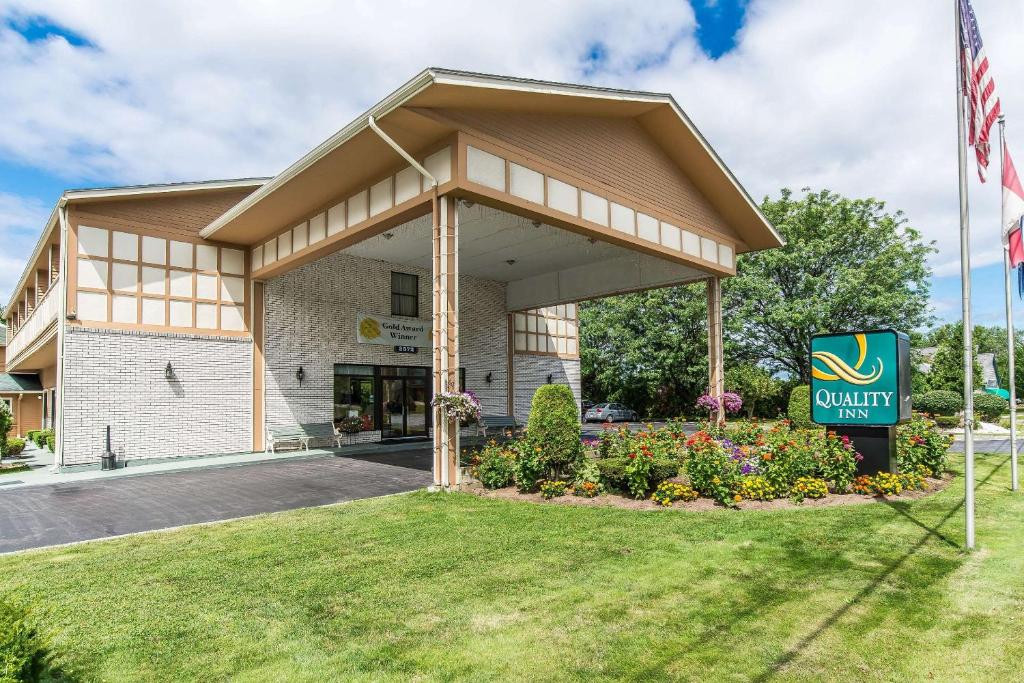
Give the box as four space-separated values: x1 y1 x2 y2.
897 416 953 476
45 435 55 453
6 438 25 457
915 390 963 417
31 430 53 449
684 431 741 506
526 385 583 478
474 442 517 489
511 442 545 493
24 431 39 445
787 385 812 428
0 599 48 682
0 405 11 460
933 415 960 428
538 480 569 499
973 393 1008 422
595 456 677 493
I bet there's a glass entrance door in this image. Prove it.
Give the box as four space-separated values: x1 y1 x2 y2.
380 375 431 439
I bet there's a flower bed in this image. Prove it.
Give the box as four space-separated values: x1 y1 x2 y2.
465 416 953 511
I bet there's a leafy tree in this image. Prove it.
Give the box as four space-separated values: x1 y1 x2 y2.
994 337 1024 396
725 363 780 418
725 189 934 382
926 322 983 395
579 282 718 417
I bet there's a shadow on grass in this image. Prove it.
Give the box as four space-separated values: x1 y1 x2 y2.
753 455 1008 682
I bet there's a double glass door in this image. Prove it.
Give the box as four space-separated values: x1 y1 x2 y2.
381 374 430 439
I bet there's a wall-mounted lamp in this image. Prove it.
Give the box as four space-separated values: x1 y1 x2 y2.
485 372 493 384
382 232 394 240
164 362 175 380
461 199 475 208
505 259 517 266
66 312 78 321
546 374 553 384
296 366 305 385
532 220 541 228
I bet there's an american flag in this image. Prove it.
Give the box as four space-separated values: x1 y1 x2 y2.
959 0 1001 182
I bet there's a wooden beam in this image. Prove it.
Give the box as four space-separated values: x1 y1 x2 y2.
706 276 725 424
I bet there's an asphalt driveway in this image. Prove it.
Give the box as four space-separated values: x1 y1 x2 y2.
0 450 431 554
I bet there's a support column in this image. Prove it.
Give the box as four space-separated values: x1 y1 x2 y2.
432 195 460 488
252 280 265 452
706 276 725 424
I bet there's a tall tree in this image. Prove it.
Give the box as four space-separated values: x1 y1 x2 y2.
925 322 984 395
725 189 934 382
579 282 715 417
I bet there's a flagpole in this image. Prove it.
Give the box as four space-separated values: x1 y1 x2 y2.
955 0 977 549
999 114 1019 491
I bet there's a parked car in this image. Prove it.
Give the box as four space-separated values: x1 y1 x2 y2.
584 403 639 423
581 400 595 418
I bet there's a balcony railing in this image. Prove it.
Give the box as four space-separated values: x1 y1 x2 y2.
6 275 60 367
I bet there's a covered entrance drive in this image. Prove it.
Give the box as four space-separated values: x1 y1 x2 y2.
200 68 783 489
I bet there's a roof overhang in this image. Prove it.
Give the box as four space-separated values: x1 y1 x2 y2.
201 68 782 251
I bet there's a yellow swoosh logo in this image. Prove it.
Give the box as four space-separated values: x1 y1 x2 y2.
812 333 883 385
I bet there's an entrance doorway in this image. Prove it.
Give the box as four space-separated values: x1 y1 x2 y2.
381 373 430 439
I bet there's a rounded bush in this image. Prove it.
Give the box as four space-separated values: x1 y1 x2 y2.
595 456 678 492
787 385 812 428
915 390 963 417
973 392 1008 422
6 438 25 456
526 384 583 477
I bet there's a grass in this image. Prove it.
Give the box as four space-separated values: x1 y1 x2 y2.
2 453 1023 681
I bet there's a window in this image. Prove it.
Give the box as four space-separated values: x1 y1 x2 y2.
334 364 375 431
512 303 579 358
391 272 418 317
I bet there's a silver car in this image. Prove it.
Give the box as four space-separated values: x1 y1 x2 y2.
584 402 639 423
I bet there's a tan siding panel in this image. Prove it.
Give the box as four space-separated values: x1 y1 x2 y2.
80 189 256 238
437 108 737 240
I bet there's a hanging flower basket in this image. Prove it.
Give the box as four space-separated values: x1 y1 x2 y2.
432 391 482 425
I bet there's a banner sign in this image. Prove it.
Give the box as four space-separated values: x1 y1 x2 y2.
810 329 911 426
356 313 431 347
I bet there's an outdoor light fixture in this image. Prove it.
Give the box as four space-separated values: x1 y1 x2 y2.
462 199 475 208
66 312 77 321
164 362 174 380
505 259 517 266
296 366 305 385
547 374 553 384
532 219 541 228
485 372 493 384
382 232 394 240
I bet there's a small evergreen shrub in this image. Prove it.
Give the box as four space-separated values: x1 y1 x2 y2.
915 390 963 417
511 442 545 493
45 435 55 453
0 405 12 460
0 599 48 682
526 384 583 478
595 456 677 493
973 393 1008 422
933 415 960 428
787 385 812 428
6 438 25 457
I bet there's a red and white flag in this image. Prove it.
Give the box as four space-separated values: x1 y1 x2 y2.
1004 143 1024 268
960 0 1001 182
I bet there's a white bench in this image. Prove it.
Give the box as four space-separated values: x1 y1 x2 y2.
266 423 343 453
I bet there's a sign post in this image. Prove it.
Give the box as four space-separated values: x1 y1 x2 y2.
810 330 911 474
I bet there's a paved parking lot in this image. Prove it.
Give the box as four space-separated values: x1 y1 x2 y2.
0 450 431 554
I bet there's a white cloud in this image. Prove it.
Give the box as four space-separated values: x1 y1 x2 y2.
0 0 1022 307
0 191 50 305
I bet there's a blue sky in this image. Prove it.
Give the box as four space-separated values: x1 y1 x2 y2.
1 0 1022 332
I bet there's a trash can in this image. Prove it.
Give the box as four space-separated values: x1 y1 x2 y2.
101 450 117 471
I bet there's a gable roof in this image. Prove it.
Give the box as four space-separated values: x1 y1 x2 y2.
201 67 782 251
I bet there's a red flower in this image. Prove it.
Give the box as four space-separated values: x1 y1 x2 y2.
628 453 637 459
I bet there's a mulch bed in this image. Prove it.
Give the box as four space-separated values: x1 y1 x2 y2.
464 473 954 511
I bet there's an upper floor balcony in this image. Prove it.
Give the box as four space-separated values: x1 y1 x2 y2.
5 274 60 371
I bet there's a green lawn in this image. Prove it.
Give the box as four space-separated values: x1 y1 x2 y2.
2 453 1023 682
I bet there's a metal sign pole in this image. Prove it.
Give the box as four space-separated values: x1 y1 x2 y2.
998 115 1019 491
954 0 976 549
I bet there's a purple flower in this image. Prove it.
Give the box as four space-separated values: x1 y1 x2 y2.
722 392 743 414
741 463 757 475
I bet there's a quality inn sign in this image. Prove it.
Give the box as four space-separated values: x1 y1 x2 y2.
810 330 911 426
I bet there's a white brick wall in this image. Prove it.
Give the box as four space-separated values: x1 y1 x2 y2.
263 251 510 429
512 354 582 423
61 327 252 465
